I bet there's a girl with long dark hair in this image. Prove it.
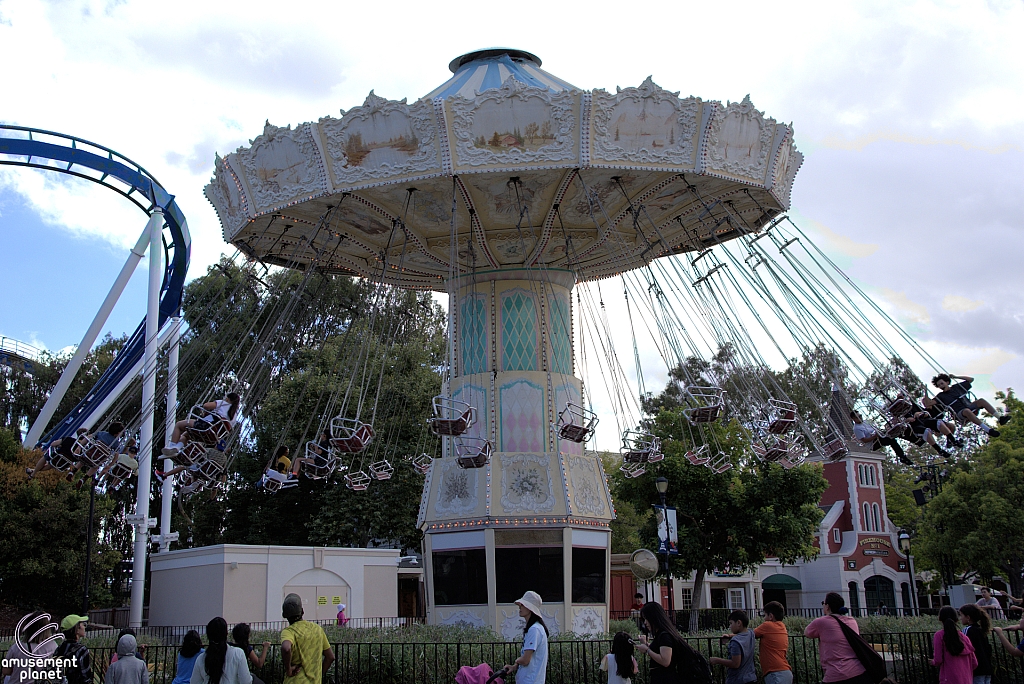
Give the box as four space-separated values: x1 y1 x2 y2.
231 623 271 684
635 602 684 684
191 618 252 684
171 631 203 684
959 604 993 684
930 606 977 684
601 631 638 683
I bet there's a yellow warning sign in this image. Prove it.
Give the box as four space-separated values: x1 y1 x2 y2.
332 596 342 605
317 596 327 606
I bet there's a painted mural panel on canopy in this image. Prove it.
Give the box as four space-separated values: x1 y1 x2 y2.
501 290 538 371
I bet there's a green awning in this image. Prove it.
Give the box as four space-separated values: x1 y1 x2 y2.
762 574 802 590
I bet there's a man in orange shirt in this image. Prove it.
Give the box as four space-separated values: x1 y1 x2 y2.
755 601 792 684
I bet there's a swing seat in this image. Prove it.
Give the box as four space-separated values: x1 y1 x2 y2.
428 397 477 437
173 441 207 468
822 437 848 462
683 387 725 425
194 450 226 481
406 453 432 475
262 473 298 493
554 403 599 444
345 471 371 491
178 470 206 495
883 420 908 440
685 446 711 466
106 461 135 486
455 437 492 469
73 437 112 469
619 461 646 478
302 441 339 480
329 417 375 454
709 454 733 474
369 459 394 480
765 398 798 434
885 397 914 418
46 444 78 473
620 431 662 464
186 406 232 445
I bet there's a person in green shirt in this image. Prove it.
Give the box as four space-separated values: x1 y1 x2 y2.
280 594 334 684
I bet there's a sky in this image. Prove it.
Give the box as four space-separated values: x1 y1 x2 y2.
1 0 1022 450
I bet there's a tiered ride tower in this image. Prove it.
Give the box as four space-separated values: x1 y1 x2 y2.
206 48 802 635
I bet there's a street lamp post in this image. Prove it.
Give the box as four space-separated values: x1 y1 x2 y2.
899 530 919 616
655 477 675 621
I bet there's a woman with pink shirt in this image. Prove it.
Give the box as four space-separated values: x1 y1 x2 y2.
930 607 977 684
804 593 871 684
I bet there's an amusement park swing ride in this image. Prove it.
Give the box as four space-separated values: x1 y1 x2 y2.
1 47 993 631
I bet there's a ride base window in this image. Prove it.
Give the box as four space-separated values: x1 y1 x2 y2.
496 546 564 603
432 549 487 605
571 547 606 603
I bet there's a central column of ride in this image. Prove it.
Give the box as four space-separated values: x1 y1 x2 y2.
419 268 616 638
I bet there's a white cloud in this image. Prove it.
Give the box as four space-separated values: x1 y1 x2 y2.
943 295 985 312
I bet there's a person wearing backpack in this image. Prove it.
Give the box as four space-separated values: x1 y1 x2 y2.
636 602 683 684
959 604 993 684
710 611 756 684
804 592 872 684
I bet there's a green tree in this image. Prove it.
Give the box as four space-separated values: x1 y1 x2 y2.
915 392 1024 595
614 394 827 631
0 429 122 612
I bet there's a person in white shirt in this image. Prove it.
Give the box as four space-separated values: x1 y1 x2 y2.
163 393 240 457
504 591 549 684
190 617 251 684
851 411 912 465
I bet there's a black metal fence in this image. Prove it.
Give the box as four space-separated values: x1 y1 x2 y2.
609 608 945 630
6 631 1021 684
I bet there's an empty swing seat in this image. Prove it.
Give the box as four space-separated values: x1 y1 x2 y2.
683 387 725 425
369 460 394 480
345 471 371 491
708 453 733 474
621 431 662 464
821 437 848 462
428 397 477 437
554 403 599 444
329 417 375 454
406 453 432 475
685 446 711 466
765 399 798 434
884 420 909 440
455 437 492 469
619 461 646 478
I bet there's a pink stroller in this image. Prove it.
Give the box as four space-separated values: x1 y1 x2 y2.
455 664 510 684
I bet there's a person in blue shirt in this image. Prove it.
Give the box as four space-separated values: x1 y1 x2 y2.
711 611 757 684
172 630 203 684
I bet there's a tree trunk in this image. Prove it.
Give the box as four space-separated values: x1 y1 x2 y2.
688 569 706 633
1002 558 1024 598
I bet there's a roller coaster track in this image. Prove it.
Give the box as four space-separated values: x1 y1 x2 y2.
0 336 42 374
0 124 190 443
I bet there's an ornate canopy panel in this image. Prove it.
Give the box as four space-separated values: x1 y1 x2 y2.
206 50 803 290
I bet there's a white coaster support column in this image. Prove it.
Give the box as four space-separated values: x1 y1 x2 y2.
158 317 181 553
129 208 164 627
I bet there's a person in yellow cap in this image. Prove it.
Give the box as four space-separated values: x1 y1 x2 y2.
280 594 334 684
54 614 91 684
503 591 549 684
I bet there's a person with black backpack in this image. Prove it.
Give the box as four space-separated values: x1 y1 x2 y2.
805 592 877 684
635 602 712 684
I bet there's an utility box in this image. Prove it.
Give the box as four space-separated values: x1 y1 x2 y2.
948 584 979 608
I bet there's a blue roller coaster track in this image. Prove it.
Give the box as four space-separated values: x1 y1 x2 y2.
0 124 190 444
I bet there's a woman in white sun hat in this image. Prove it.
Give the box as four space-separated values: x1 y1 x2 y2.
504 591 549 684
